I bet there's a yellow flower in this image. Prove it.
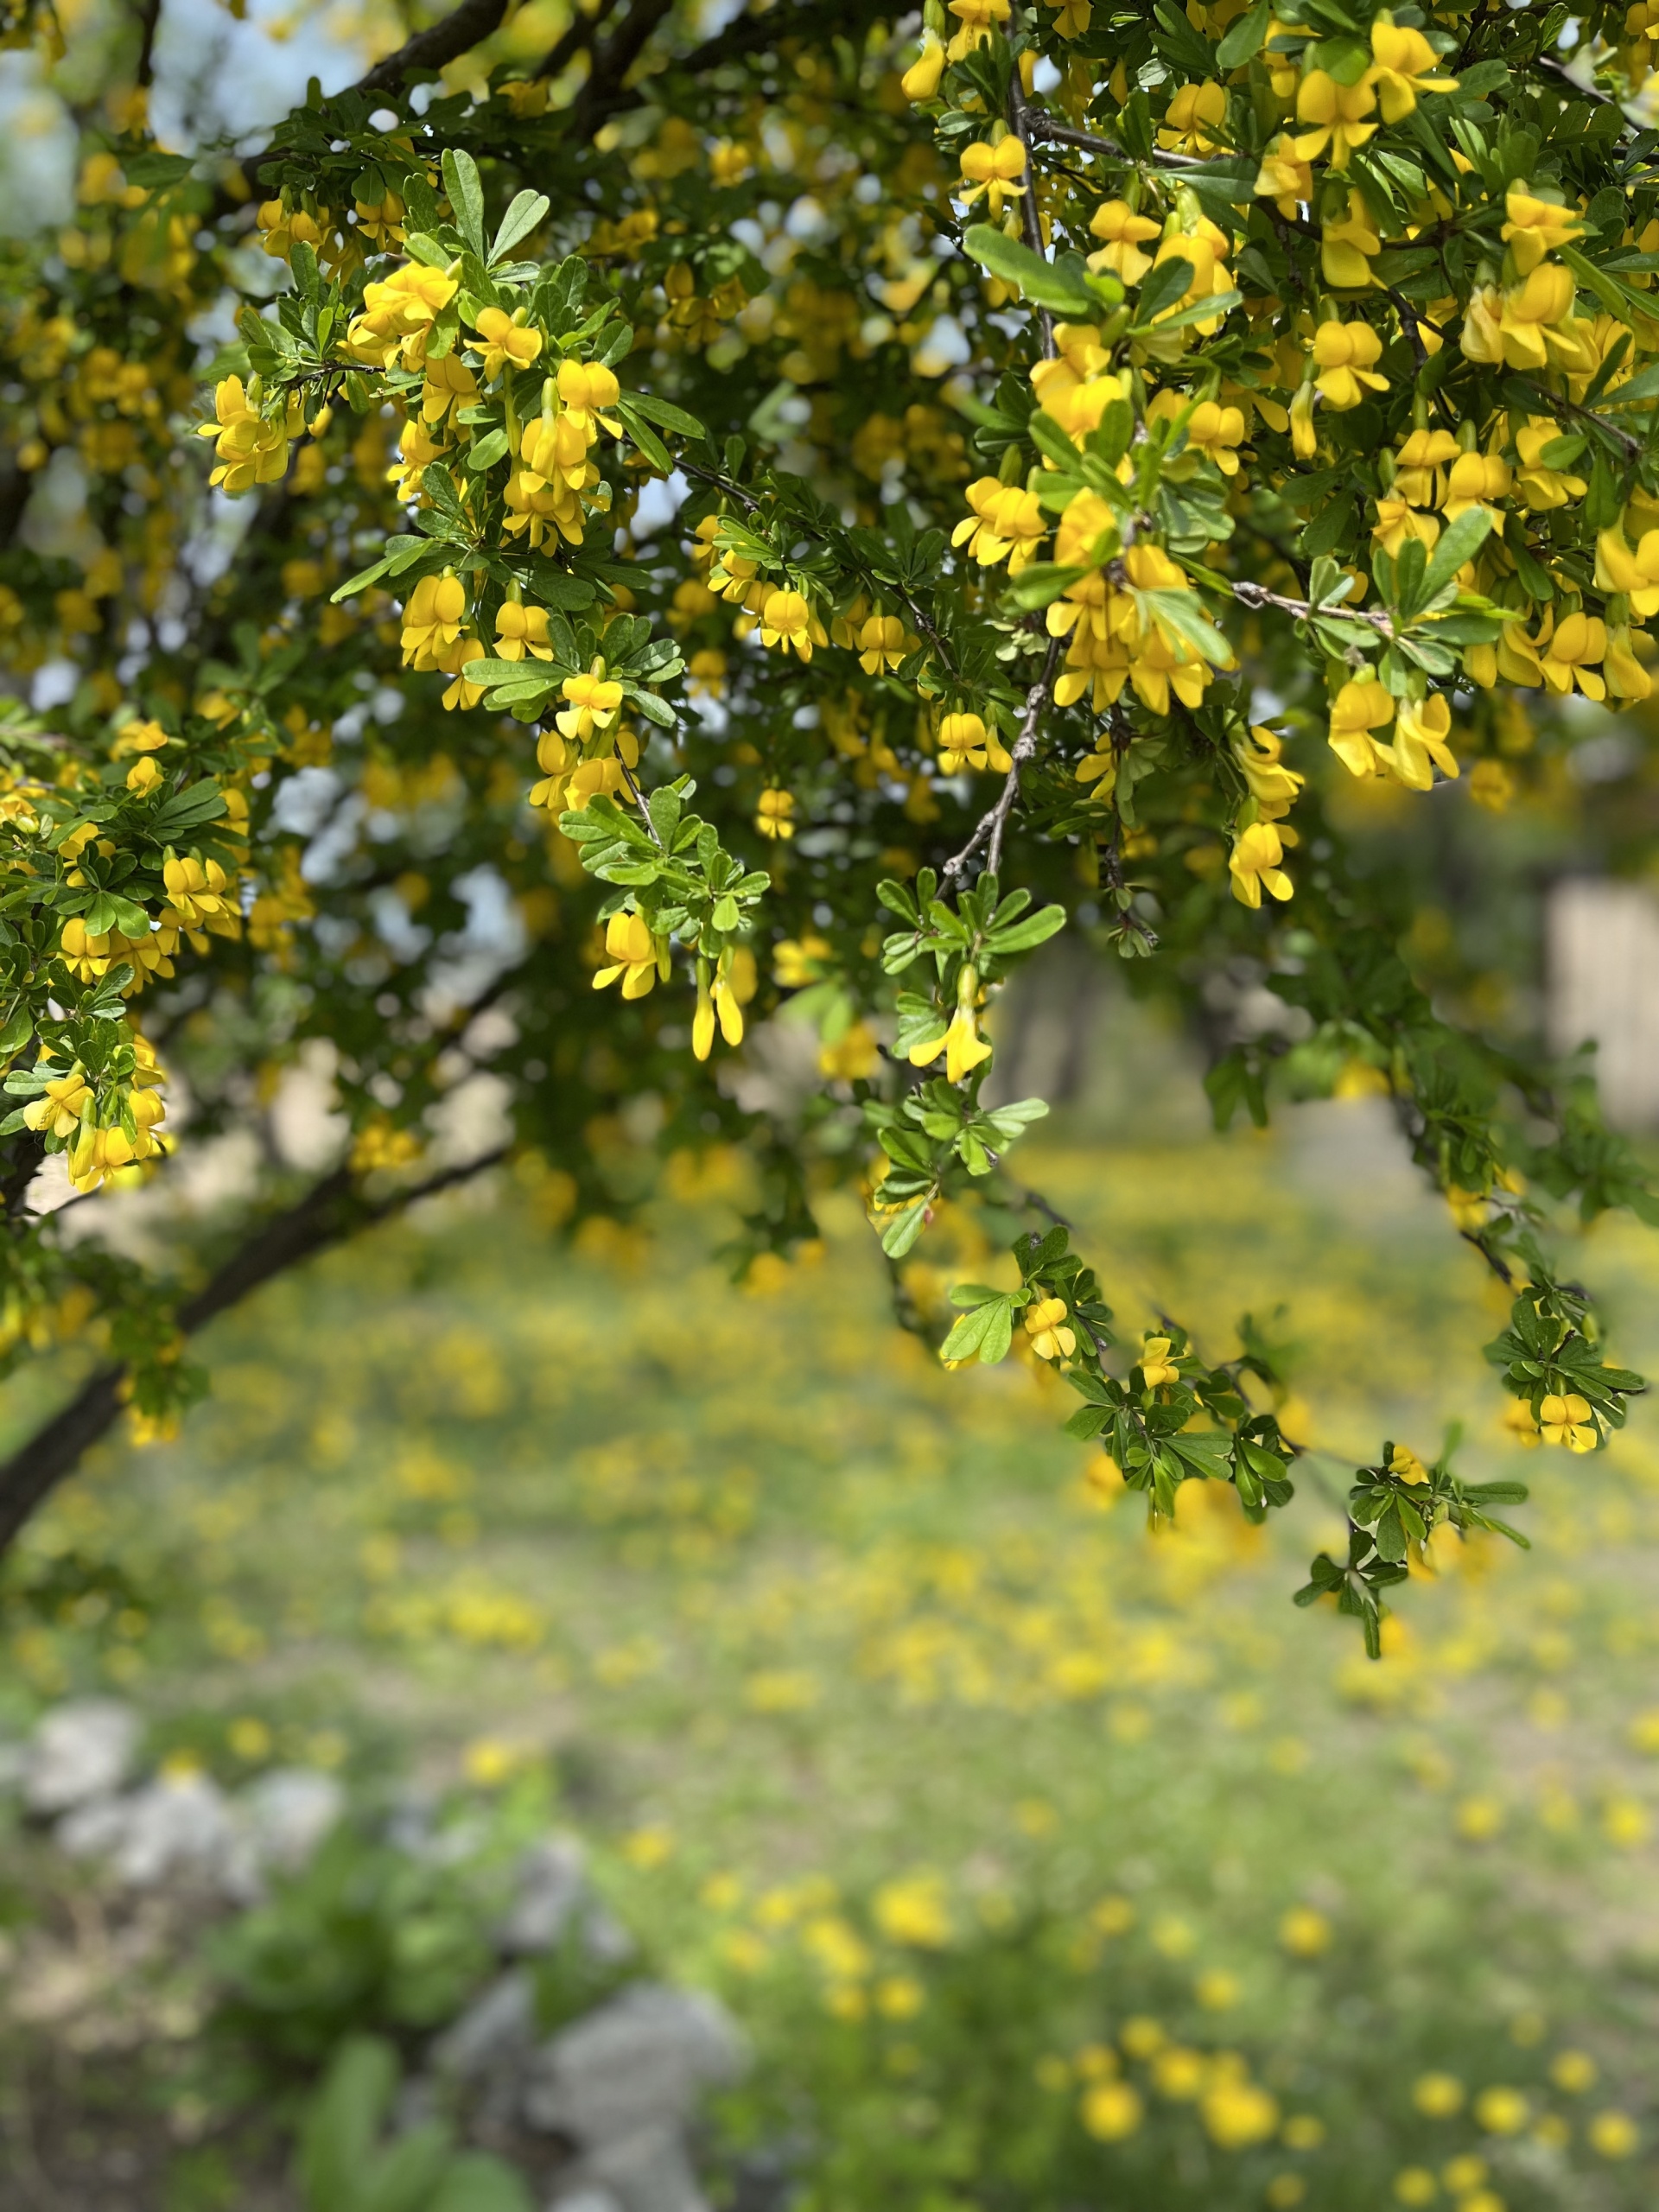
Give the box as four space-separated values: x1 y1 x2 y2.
1254 137 1313 216
1140 1335 1179 1387
941 1001 992 1084
1513 415 1588 510
556 357 622 437
1024 1296 1077 1362
1468 759 1515 812
1413 2071 1464 2117
1080 2081 1143 2140
1473 2087 1529 2135
195 375 289 494
1441 448 1510 523
1158 81 1228 156
1388 694 1459 790
1367 14 1459 122
936 710 1012 774
755 787 796 840
1279 1906 1331 1956
472 305 543 378
758 588 828 660
857 613 914 673
1087 200 1160 283
1538 610 1607 700
1501 184 1581 274
125 755 162 794
873 1872 950 1947
1326 679 1395 778
1292 70 1378 168
556 661 625 738
593 909 669 999
1605 626 1651 701
1201 2079 1280 2149
1311 320 1388 409
692 950 747 1059
1588 2111 1639 2158
1235 724 1303 819
22 1063 92 1138
1321 194 1380 288
1538 1392 1597 1451
1594 522 1659 613
420 349 477 425
952 477 1047 574
958 135 1027 219
400 572 467 670
493 601 554 662
1228 821 1293 908
900 35 945 102
1182 399 1247 474
1389 1443 1431 1485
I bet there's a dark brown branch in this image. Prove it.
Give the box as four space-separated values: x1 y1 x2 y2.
0 1146 506 1556
567 0 676 138
537 0 623 81
133 0 163 90
355 0 512 93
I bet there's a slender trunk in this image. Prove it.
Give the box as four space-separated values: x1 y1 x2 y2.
0 1149 504 1555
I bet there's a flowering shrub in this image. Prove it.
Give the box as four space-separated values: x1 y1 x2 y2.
3 0 1659 1650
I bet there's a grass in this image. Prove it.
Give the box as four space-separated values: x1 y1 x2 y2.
4 1090 1659 2207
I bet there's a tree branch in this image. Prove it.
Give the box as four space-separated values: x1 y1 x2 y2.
0 1146 507 1556
943 634 1063 885
355 0 512 94
567 0 677 138
536 0 623 81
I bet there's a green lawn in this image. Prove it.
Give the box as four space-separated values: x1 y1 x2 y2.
5 1100 1659 2208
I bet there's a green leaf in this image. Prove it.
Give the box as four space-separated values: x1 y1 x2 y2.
1126 286 1243 340
1418 506 1493 604
940 1292 1017 1366
489 190 550 264
1216 0 1269 66
988 907 1068 961
1129 255 1195 327
441 149 486 260
880 1201 930 1258
625 391 709 441
962 224 1096 316
1006 563 1087 610
429 2152 535 2212
467 427 511 472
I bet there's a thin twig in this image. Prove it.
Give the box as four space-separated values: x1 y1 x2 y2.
943 635 1063 883
618 754 664 845
1007 60 1057 362
1229 577 1397 639
1023 116 1220 174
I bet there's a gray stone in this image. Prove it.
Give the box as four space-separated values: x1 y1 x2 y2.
499 1835 588 1955
522 1985 746 2146
23 1700 140 1815
430 1968 537 2080
547 2191 625 2212
578 2125 709 2212
59 1772 235 1888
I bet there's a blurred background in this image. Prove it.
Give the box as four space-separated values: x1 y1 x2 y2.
4 3 1659 2209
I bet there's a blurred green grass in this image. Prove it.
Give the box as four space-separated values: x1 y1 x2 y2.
6 1100 1659 2202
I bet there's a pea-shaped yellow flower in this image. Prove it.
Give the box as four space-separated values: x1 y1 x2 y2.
594 910 669 999
473 305 543 378
1140 1336 1179 1387
1538 1393 1597 1451
1024 1297 1076 1363
958 135 1027 219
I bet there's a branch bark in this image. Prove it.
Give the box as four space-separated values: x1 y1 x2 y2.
355 0 512 93
0 1147 506 1556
